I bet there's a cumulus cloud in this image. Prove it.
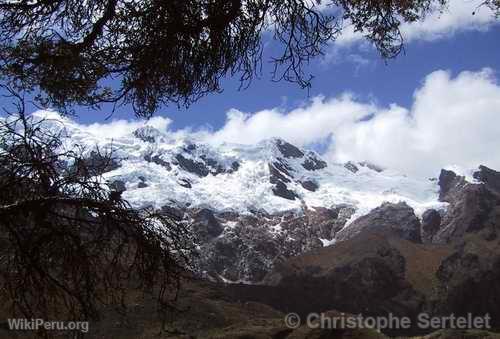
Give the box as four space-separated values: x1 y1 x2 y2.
336 0 497 46
334 68 500 177
202 68 500 177
207 94 375 146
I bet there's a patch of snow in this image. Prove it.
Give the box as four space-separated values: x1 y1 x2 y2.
320 238 337 247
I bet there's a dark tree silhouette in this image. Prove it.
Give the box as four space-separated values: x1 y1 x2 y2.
1 0 495 118
483 0 500 14
0 86 196 337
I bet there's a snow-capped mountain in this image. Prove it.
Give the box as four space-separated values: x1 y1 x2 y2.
34 111 454 282
42 112 445 219
7 112 500 333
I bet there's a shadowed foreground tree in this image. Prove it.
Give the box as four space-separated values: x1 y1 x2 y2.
0 0 497 118
0 88 196 337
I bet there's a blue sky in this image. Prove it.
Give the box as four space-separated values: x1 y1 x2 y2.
69 4 500 131
75 26 500 130
3 0 500 177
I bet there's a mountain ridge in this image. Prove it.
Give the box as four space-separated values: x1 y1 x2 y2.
27 111 498 284
33 111 445 218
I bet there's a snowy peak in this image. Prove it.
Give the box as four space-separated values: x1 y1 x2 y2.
96 133 444 219
129 136 330 204
25 112 445 218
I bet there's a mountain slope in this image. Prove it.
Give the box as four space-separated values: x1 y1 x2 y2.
35 111 499 284
13 111 500 337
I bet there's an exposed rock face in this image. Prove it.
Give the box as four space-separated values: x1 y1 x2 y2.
433 166 500 243
272 181 298 200
303 205 356 240
175 154 210 177
198 210 282 282
203 223 280 282
208 163 500 332
177 178 192 188
435 183 499 243
343 161 384 174
336 202 421 243
192 208 224 241
184 143 197 152
174 153 236 178
331 205 357 237
474 165 500 195
187 206 355 283
144 154 171 170
344 161 359 173
268 159 298 200
268 161 292 184
230 161 240 172
275 139 304 158
185 162 499 282
300 180 319 192
302 157 327 171
438 169 466 202
431 236 500 328
267 147 329 199
421 209 442 243
108 151 500 335
92 136 440 237
200 155 226 175
29 118 500 335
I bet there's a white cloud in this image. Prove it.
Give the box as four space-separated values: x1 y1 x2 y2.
338 68 500 177
202 68 500 177
207 94 375 146
336 0 497 46
79 116 172 139
30 109 174 141
402 0 496 41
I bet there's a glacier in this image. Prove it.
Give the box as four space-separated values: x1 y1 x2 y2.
29 110 447 225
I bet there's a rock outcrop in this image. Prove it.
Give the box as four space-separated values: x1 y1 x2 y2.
192 208 224 241
238 229 500 335
421 209 442 243
188 206 356 283
474 165 500 195
431 237 500 325
432 166 500 243
275 139 304 158
344 161 359 173
336 202 421 243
